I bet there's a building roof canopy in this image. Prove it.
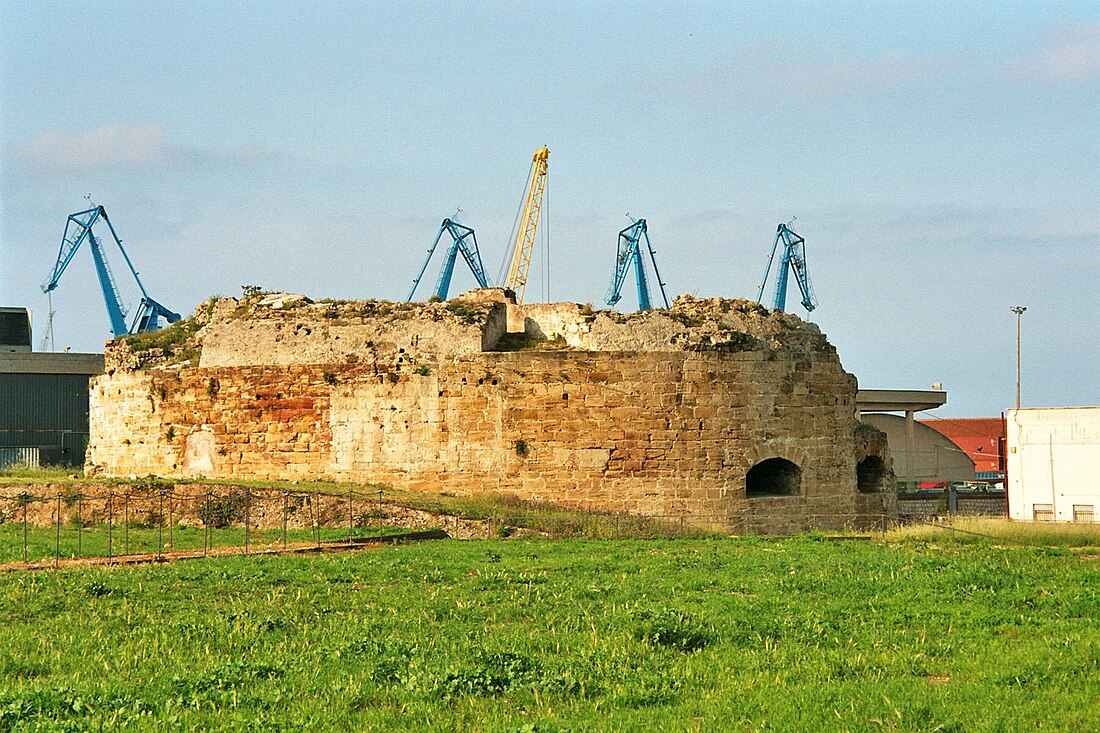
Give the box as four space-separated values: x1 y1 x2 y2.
856 389 947 413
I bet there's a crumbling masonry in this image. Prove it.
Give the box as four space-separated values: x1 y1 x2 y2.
87 289 893 532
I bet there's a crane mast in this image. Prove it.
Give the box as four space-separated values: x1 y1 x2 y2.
605 218 670 311
503 147 549 303
755 222 817 313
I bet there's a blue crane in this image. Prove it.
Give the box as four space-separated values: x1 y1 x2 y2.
42 205 181 339
605 218 670 311
406 215 489 301
755 222 817 313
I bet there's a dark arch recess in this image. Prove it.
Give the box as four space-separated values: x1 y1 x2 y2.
746 458 801 498
857 456 886 494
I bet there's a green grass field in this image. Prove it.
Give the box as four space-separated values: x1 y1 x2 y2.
1 532 1098 732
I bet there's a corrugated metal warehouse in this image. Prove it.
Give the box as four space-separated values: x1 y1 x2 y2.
0 307 104 467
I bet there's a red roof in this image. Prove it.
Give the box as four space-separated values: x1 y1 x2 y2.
918 417 1006 474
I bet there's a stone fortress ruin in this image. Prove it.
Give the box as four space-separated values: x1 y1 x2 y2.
87 288 893 533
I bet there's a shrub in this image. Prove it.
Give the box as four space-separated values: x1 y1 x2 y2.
131 475 173 493
205 491 248 529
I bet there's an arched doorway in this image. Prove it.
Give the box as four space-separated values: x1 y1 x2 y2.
857 456 886 493
746 458 801 497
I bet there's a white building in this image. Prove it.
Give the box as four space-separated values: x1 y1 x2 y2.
1006 407 1100 522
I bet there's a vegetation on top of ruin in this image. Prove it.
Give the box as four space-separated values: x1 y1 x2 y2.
115 319 202 369
104 287 834 372
215 287 500 327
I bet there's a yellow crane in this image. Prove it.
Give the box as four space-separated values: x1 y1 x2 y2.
504 147 549 302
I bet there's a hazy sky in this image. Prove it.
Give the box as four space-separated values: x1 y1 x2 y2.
2 1 1097 417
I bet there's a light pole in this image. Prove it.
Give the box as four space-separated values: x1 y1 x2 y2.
1011 306 1026 409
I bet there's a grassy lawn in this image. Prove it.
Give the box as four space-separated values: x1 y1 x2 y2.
1 533 1098 731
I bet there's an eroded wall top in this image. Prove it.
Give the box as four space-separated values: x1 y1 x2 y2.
105 287 839 372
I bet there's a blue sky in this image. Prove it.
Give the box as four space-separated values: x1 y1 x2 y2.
2 1 1097 417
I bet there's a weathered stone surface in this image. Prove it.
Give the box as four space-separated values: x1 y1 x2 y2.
88 289 893 532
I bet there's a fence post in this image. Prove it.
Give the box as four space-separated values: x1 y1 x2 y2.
54 493 61 567
168 491 174 552
107 492 114 559
347 488 353 542
124 493 130 556
282 491 288 552
203 492 211 557
312 490 320 548
21 494 28 562
157 492 165 559
76 493 82 558
244 487 251 556
680 515 685 537
614 515 620 540
377 489 384 519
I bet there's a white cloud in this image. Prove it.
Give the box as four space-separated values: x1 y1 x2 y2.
14 125 283 171
1013 21 1100 84
17 124 170 168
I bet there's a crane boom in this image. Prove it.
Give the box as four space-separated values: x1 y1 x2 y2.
605 219 670 311
407 217 488 301
755 222 817 313
503 147 549 302
42 205 181 339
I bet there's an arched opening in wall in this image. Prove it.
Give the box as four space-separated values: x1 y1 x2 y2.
746 458 801 498
857 456 886 494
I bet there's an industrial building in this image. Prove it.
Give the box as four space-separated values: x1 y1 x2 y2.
0 307 104 467
1 307 32 353
920 417 1006 483
1006 407 1100 522
855 389 977 487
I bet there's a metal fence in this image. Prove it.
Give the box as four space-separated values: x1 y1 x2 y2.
0 487 402 566
0 485 906 568
0 448 40 470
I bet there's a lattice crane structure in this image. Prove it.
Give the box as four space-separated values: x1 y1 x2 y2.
503 147 549 303
605 218 670 311
406 214 489 302
42 204 180 339
755 222 817 313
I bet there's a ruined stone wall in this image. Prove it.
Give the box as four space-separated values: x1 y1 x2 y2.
88 291 890 532
197 297 493 370
88 354 871 531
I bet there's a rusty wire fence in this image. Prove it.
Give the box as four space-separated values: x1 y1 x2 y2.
0 484 905 567
0 487 407 566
